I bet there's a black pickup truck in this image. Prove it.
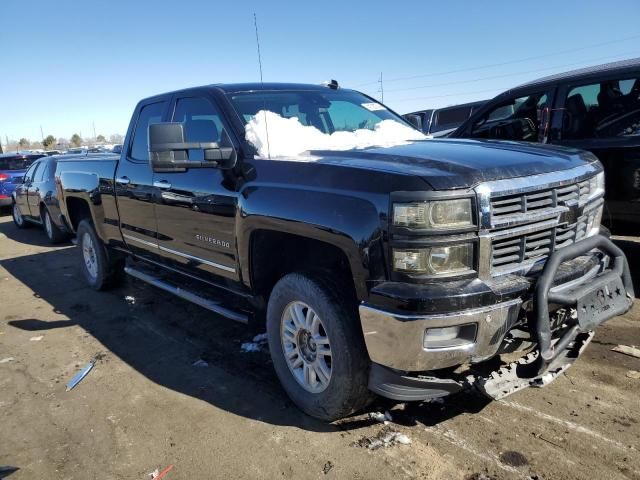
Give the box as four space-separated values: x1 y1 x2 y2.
54 83 634 421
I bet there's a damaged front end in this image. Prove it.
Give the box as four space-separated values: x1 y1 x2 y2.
361 234 634 402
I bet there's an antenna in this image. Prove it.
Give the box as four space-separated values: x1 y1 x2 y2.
378 72 384 103
253 12 270 159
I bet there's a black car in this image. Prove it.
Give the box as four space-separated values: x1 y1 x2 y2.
11 156 68 243
404 100 486 137
450 57 640 230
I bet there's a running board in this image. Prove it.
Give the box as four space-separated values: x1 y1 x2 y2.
124 266 248 324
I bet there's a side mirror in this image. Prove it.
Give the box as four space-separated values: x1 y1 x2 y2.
404 114 423 132
148 122 237 172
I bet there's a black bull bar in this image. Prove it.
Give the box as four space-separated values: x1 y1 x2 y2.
534 234 634 373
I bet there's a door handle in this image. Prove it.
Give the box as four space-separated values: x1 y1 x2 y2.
153 180 172 189
116 176 131 185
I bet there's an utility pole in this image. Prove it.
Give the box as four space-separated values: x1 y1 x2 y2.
92 121 96 140
377 72 384 103
40 125 44 143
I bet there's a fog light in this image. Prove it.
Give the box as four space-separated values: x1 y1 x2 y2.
424 324 476 349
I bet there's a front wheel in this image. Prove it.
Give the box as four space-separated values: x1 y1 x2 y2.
266 273 372 421
76 219 124 290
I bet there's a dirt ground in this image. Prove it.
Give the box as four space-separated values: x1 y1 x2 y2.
0 213 639 480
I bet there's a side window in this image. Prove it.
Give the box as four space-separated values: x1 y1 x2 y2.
433 106 470 132
36 162 49 182
562 76 640 140
130 101 166 161
24 162 40 183
471 92 549 141
172 97 225 161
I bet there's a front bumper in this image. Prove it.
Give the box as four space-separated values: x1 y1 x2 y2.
360 235 634 374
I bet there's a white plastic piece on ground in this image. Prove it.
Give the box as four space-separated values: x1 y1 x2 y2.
0 357 15 364
245 110 427 159
148 468 159 479
30 336 43 342
241 332 269 353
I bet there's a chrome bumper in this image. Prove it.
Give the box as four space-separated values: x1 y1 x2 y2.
359 299 522 372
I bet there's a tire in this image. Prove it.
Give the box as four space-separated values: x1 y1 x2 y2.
76 219 124 291
41 206 67 244
11 201 30 229
266 273 372 421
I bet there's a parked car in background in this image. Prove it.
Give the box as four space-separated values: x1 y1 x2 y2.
66 147 88 155
404 100 486 137
450 57 640 230
45 150 63 156
0 152 45 208
11 155 68 243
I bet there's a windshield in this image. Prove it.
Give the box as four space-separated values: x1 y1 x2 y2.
0 156 40 171
228 89 425 158
229 89 408 133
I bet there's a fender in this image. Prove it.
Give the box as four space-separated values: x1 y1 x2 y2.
237 183 387 301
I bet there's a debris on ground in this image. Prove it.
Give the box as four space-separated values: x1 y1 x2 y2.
125 295 136 305
0 357 15 364
322 461 334 474
66 361 94 391
465 474 497 480
240 333 269 353
368 411 393 424
148 464 173 479
626 370 640 379
352 427 411 450
192 359 209 368
611 345 640 359
30 335 43 342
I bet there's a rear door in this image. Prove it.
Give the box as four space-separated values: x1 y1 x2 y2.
14 161 39 217
152 93 240 283
115 99 169 260
27 159 49 217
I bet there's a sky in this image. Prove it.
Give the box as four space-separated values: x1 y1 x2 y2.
2 0 640 144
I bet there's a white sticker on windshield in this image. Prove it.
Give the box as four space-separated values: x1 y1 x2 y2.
362 102 386 112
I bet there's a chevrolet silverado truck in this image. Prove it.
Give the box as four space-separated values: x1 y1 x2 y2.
54 83 634 421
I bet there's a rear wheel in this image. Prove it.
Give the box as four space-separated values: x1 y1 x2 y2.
266 273 372 421
76 219 124 290
41 207 66 244
12 202 29 229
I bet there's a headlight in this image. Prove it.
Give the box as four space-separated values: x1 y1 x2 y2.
393 244 473 275
393 199 473 229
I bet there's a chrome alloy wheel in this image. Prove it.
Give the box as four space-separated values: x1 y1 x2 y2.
82 232 98 280
13 203 23 226
281 301 332 393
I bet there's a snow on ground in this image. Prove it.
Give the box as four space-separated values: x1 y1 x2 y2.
245 110 426 159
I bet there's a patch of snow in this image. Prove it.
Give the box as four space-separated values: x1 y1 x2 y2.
124 295 136 305
30 336 43 342
241 332 269 353
0 357 15 364
192 359 209 368
245 110 426 159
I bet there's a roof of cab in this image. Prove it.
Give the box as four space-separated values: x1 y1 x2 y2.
515 57 640 90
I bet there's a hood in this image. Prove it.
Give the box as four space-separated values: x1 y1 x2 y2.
313 139 599 190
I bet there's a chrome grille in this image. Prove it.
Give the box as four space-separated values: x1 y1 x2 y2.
475 165 604 278
491 212 595 273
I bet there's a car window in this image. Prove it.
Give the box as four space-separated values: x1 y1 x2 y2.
471 92 549 141
562 76 640 140
0 156 38 170
172 96 225 161
435 106 469 128
24 162 40 183
130 101 167 161
36 162 49 182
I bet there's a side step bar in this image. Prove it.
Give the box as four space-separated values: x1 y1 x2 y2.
124 266 248 324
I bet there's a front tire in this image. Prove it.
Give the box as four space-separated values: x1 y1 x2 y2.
41 207 66 244
76 219 124 290
266 273 372 421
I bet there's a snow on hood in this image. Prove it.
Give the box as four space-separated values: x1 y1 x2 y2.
245 110 427 158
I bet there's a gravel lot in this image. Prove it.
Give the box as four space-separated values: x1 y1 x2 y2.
0 213 639 480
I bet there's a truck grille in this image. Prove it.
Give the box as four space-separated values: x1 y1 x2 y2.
491 210 599 273
475 166 604 278
490 178 597 222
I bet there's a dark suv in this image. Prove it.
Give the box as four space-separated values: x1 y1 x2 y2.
450 57 640 230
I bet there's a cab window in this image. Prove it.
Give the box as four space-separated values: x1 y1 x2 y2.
171 96 225 161
562 76 640 139
470 92 549 142
130 101 167 161
24 162 40 183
